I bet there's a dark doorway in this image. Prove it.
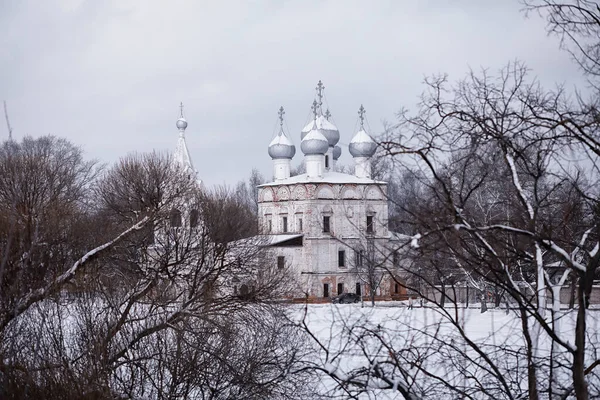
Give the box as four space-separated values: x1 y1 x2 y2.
356 283 361 296
323 283 329 298
337 283 343 295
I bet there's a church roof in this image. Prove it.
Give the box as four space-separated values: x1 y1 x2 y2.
258 171 386 187
174 133 194 172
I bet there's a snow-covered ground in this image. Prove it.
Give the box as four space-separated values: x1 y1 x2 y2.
291 302 600 399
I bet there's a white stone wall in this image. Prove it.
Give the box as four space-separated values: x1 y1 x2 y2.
257 181 399 298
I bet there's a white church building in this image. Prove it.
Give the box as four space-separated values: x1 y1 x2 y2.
168 85 408 302
258 82 407 301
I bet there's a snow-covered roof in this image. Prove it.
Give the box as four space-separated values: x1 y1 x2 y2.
301 115 338 133
265 234 303 246
258 171 386 187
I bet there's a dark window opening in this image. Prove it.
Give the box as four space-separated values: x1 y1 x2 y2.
366 215 374 234
338 250 346 267
323 283 330 298
323 216 330 233
395 283 399 294
355 250 364 267
282 216 288 233
277 256 285 269
356 283 362 296
337 282 344 294
298 217 303 232
190 209 199 228
393 251 399 267
170 209 182 228
268 219 272 232
325 155 329 169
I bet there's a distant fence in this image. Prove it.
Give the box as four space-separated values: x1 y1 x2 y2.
420 285 600 306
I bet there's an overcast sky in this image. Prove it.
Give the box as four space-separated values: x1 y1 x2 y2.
0 0 585 187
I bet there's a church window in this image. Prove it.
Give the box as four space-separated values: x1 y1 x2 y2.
325 155 329 169
190 209 199 228
268 219 272 233
282 216 288 233
323 216 330 233
337 282 344 294
170 209 182 228
355 249 364 267
338 250 346 267
323 283 330 298
366 215 374 234
298 217 303 232
277 256 285 269
356 283 362 296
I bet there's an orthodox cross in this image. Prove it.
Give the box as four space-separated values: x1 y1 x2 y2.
358 104 366 129
278 106 285 129
316 80 325 109
179 102 185 118
324 109 331 120
311 100 318 120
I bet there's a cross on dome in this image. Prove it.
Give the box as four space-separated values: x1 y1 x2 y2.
358 104 366 129
311 100 318 121
316 80 325 112
324 109 331 120
278 106 285 128
179 101 185 118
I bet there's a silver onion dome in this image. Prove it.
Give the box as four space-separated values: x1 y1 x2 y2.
301 123 329 155
333 145 342 160
268 130 296 159
176 118 188 130
301 115 340 147
349 129 377 158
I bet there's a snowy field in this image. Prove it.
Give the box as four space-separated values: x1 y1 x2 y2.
291 303 600 399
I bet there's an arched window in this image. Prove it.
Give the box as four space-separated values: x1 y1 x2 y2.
190 209 199 228
170 209 182 228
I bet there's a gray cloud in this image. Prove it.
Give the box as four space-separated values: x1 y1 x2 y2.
0 0 584 186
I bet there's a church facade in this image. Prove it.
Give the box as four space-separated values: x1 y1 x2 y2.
258 82 407 301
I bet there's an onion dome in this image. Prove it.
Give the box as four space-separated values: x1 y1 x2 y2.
268 130 296 159
300 115 340 146
301 121 329 155
349 105 377 158
333 145 342 160
269 106 296 159
176 118 188 130
176 102 188 130
349 129 377 157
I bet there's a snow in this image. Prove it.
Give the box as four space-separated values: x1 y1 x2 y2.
301 115 339 133
410 233 421 248
289 303 600 399
269 129 294 147
350 129 376 144
258 170 386 186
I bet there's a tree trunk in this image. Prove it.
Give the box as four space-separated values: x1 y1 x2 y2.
519 304 539 399
569 277 576 309
440 283 446 309
536 244 546 318
573 281 589 400
480 291 487 313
